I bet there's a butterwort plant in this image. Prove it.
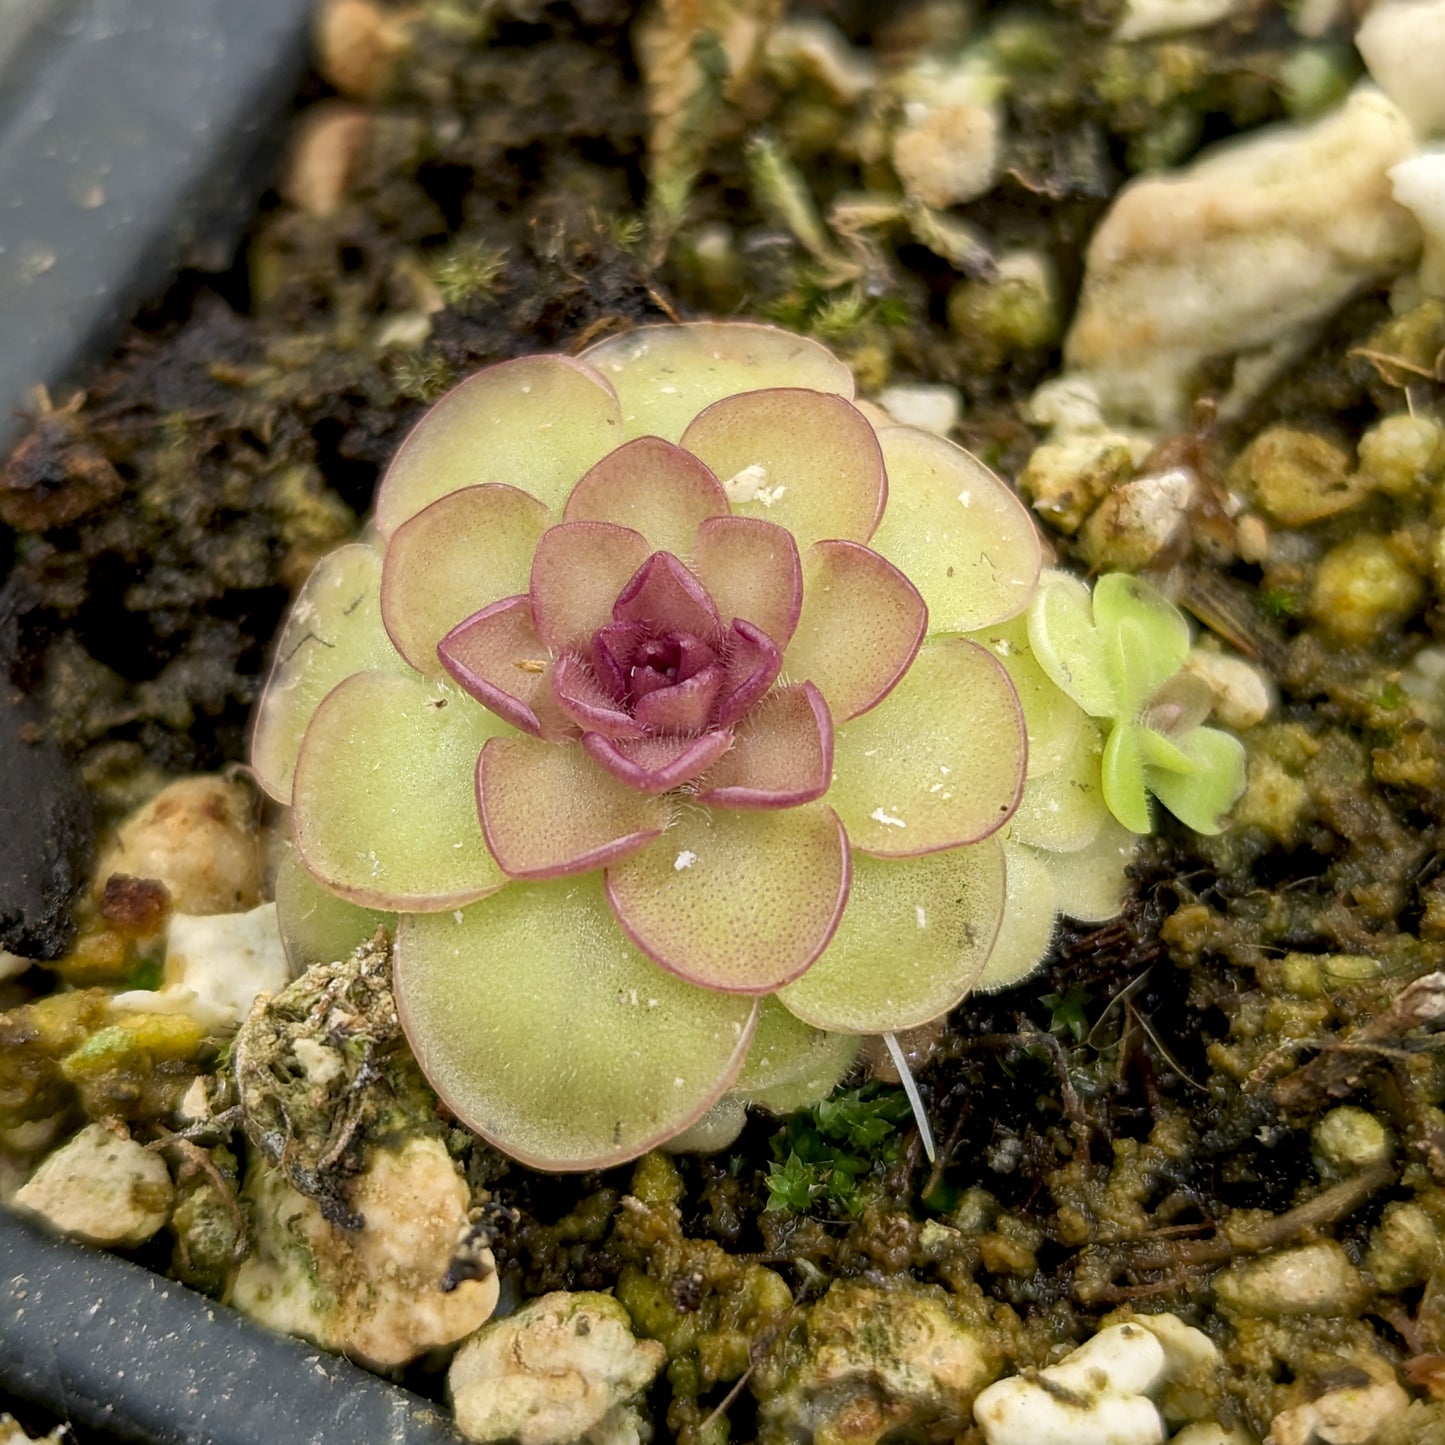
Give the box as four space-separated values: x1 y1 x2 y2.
251 323 1224 1170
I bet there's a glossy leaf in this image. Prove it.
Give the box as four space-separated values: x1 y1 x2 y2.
832 638 1025 855
251 545 406 803
375 355 622 535
1147 725 1246 835
681 389 885 550
606 803 849 993
580 322 853 443
1026 568 1116 719
689 515 802 647
732 998 860 1114
582 730 732 793
292 671 510 909
529 521 651 652
967 612 1085 778
972 842 1058 992
394 875 756 1171
381 484 548 676
696 682 832 809
563 435 729 554
1101 722 1153 835
437 595 562 737
869 426 1041 633
1009 719 1109 853
273 844 389 974
779 838 1005 1033
784 540 927 722
477 736 666 877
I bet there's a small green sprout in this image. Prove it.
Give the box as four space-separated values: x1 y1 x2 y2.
1042 984 1092 1043
765 1087 911 1215
1027 571 1247 835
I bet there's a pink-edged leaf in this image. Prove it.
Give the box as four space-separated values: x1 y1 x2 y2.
612 551 721 640
251 544 406 804
696 682 833 809
581 730 733 793
715 618 783 728
292 671 509 910
605 802 850 993
437 595 567 738
579 321 854 443
778 838 1006 1033
551 653 643 739
563 435 730 554
631 663 725 734
689 515 802 648
869 425 1042 632
374 354 622 536
381 484 549 677
394 876 757 1172
784 540 928 721
476 735 666 879
832 637 1026 856
529 521 651 652
680 388 886 550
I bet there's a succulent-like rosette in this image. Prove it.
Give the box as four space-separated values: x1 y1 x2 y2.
252 323 1128 1170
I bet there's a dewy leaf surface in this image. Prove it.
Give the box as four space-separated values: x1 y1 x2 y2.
580 322 853 442
1147 725 1247 835
1009 719 1109 853
1102 722 1153 835
832 638 1025 855
689 516 802 647
394 875 757 1171
437 596 561 738
382 484 549 676
696 682 832 809
778 838 1005 1033
274 845 389 973
973 842 1059 992
968 612 1085 778
681 389 885 550
374 355 622 535
783 540 927 722
563 436 729 555
251 544 407 804
1044 815 1135 922
606 803 849 993
732 998 860 1114
1026 569 1116 719
477 736 667 878
1093 572 1191 714
529 521 651 652
292 671 510 909
869 426 1041 633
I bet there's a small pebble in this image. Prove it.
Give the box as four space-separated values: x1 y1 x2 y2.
14 1122 173 1248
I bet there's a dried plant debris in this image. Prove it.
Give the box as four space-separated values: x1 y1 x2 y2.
231 929 436 1228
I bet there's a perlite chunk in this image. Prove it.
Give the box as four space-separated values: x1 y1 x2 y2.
13 1121 172 1247
447 1292 666 1445
232 1135 497 1371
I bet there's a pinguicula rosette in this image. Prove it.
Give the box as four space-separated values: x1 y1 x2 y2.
252 323 1145 1171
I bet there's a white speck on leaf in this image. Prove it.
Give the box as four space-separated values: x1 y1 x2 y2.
871 807 907 828
674 850 698 870
915 906 928 929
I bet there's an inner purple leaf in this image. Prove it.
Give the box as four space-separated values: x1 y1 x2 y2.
613 551 722 641
582 729 734 793
714 618 783 729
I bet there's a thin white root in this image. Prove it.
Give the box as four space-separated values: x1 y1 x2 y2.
883 1031 937 1164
